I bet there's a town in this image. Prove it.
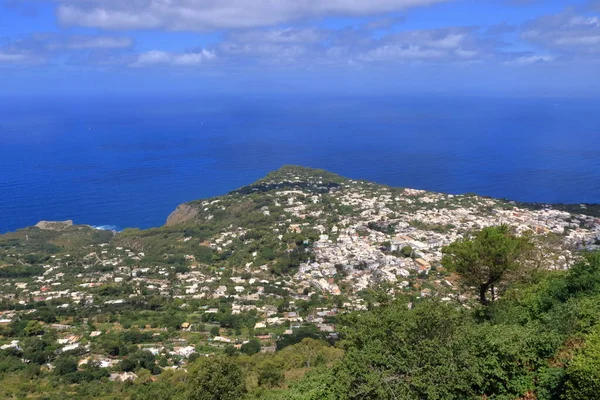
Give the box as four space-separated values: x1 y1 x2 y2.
1 166 599 385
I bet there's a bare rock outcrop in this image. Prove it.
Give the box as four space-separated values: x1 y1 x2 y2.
35 220 74 231
166 204 199 226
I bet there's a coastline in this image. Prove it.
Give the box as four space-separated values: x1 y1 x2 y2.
3 194 600 236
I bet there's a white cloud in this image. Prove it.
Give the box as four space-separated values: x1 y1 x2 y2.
0 13 532 70
212 25 503 67
57 5 162 30
1 33 133 53
131 49 216 67
228 28 324 45
361 45 446 61
0 33 133 66
432 33 467 48
217 28 325 64
56 0 452 31
455 47 478 58
522 11 600 55
554 35 600 46
62 36 133 50
505 54 553 65
357 28 488 63
0 53 29 63
37 35 133 51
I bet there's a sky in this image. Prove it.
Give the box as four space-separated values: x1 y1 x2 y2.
1 0 599 96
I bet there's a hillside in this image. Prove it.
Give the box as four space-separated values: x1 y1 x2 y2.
0 165 600 399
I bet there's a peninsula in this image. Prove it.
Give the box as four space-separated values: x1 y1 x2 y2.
1 166 599 399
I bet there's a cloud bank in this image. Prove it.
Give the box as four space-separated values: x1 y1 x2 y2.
522 11 600 55
0 1 596 75
0 33 133 65
55 0 452 30
131 49 216 67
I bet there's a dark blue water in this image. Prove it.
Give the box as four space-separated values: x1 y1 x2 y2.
1 94 599 233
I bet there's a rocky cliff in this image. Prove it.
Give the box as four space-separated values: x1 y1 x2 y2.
165 204 199 226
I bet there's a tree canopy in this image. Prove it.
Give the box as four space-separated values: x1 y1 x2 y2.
442 224 532 305
185 356 246 400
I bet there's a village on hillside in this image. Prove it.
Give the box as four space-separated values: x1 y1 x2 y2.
1 166 599 380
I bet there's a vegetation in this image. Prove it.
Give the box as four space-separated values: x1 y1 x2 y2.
186 356 247 400
1 251 600 399
442 224 533 305
2 166 600 399
266 252 600 399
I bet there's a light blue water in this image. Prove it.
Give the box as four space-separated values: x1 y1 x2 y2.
1 94 599 233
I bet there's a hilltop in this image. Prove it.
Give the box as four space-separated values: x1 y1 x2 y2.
166 165 348 227
3 165 599 287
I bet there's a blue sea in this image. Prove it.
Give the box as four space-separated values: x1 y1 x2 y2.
1 94 599 233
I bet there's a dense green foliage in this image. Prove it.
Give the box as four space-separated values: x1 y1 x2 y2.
562 326 600 399
442 224 533 305
264 252 600 400
186 356 247 400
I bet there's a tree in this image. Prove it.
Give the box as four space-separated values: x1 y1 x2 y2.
120 358 137 372
271 366 336 400
224 345 237 356
241 339 261 355
54 357 78 375
401 245 413 258
185 356 246 400
257 359 284 387
121 350 160 374
442 225 532 305
136 368 153 384
295 338 326 368
162 313 185 330
210 326 220 336
158 355 169 367
24 320 44 336
330 300 482 400
21 336 54 365
563 326 600 399
277 325 321 350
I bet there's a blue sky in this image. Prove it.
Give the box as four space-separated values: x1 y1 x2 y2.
1 0 599 96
